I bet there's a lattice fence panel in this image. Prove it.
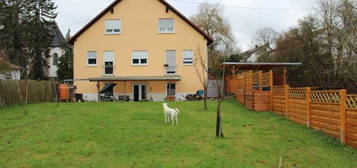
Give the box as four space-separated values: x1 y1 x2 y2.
272 85 287 93
310 90 340 104
346 94 357 109
288 88 306 99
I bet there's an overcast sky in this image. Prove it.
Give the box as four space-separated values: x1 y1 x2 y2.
54 0 318 50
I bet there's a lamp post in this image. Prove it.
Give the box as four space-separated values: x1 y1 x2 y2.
0 24 4 30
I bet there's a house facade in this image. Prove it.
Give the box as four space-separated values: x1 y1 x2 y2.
69 0 212 101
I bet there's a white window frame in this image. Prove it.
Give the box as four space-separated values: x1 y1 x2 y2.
132 84 148 101
158 18 175 34
52 53 59 66
131 51 148 66
104 51 115 76
87 51 97 66
105 20 122 35
183 50 193 65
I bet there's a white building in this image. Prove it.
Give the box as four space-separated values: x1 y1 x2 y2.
46 22 66 79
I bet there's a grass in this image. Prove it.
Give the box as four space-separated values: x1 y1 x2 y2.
0 99 356 168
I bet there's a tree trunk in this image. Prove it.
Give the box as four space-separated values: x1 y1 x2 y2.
204 85 208 110
216 96 224 138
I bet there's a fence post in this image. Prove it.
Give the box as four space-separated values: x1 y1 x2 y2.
269 70 273 112
285 85 289 119
259 71 263 91
340 89 347 143
306 87 311 128
244 72 246 106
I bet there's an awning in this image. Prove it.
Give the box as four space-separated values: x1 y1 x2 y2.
222 62 302 70
100 83 117 94
88 75 181 82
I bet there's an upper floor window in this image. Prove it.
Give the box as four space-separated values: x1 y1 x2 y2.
105 20 121 34
159 18 174 33
87 51 97 66
53 53 59 66
104 52 114 75
183 50 193 65
132 51 148 65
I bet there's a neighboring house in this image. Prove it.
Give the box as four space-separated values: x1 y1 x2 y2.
46 22 66 79
69 0 212 101
0 52 21 80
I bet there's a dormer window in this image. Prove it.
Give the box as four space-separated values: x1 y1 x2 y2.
105 20 121 34
159 18 174 33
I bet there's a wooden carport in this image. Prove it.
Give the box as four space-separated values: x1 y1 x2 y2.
223 62 301 111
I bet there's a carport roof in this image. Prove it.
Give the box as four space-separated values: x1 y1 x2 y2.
222 62 302 70
88 75 181 82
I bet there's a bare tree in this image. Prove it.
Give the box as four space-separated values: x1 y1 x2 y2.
191 2 236 68
194 47 209 110
318 0 357 85
251 27 279 62
194 47 226 138
191 2 237 110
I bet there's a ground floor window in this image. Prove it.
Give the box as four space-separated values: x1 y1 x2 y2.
167 83 176 96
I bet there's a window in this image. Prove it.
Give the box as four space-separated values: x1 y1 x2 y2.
53 53 59 66
166 50 176 74
105 20 121 34
87 51 97 66
104 52 114 75
183 50 193 65
167 83 176 96
132 51 148 65
159 18 174 33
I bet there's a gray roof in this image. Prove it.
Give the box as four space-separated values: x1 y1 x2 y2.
88 75 181 82
222 62 302 66
48 22 66 47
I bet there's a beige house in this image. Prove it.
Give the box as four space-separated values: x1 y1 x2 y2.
69 0 212 101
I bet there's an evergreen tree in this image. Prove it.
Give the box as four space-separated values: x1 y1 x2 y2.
0 0 57 80
0 0 30 78
57 29 73 81
27 0 57 80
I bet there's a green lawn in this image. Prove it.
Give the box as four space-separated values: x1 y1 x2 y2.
0 100 356 168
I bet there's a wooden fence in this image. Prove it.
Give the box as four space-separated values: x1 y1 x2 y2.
227 71 357 149
0 80 58 107
227 70 273 112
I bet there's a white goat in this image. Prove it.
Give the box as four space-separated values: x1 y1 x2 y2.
163 103 180 126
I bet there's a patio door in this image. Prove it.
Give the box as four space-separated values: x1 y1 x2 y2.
133 84 147 101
